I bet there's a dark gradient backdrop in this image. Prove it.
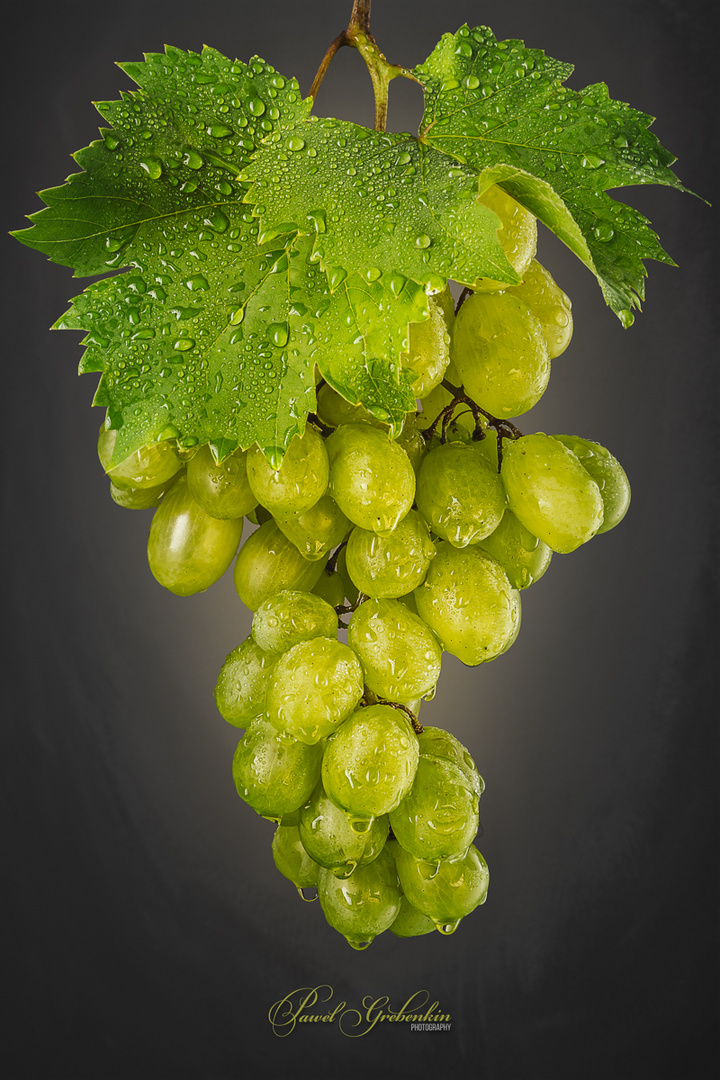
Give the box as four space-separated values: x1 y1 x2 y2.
2 2 718 1078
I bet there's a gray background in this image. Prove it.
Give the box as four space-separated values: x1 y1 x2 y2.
2 1 717 1078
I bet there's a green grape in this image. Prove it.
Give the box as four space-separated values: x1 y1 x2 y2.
246 425 329 514
336 545 359 605
299 782 389 878
552 435 631 533
316 384 416 436
312 568 346 608
272 819 320 895
265 637 364 744
389 893 437 938
316 383 379 428
348 598 442 703
501 433 604 553
478 509 553 589
109 471 181 509
147 475 243 595
394 413 427 475
344 510 436 599
389 755 480 862
506 259 573 359
325 423 415 535
393 843 489 932
450 291 550 418
472 425 500 471
231 716 323 820
400 296 450 399
414 542 521 665
233 520 327 611
317 846 401 949
273 494 350 561
321 704 420 820
214 636 279 727
251 589 338 654
416 442 506 547
98 426 183 490
474 185 537 292
417 727 484 797
434 285 456 333
398 590 419 617
186 444 257 519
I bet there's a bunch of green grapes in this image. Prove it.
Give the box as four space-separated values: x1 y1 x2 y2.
96 184 631 948
217 587 489 947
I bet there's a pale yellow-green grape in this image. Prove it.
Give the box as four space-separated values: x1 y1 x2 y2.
434 285 456 333
389 755 480 863
316 383 416 435
251 589 338 654
98 426 184 490
400 296 451 399
344 510 436 599
336 546 359 605
501 434 605 553
506 259 573 358
147 475 243 595
394 413 427 475
233 520 327 610
414 542 521 665
231 716 323 820
265 637 364 744
348 598 442 703
417 726 484 797
186 443 257 519
389 893 437 938
298 782 389 878
474 425 499 471
450 291 550 418
474 185 537 292
273 494 350 561
272 817 320 894
246 425 329 514
321 704 420 820
552 435 631 533
416 442 506 547
312 568 346 608
393 843 489 932
478 509 553 589
214 636 279 727
316 383 379 428
317 846 402 949
325 423 416 535
109 473 181 509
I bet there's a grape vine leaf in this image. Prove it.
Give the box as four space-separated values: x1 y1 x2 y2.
13 47 425 462
413 24 692 319
244 117 520 294
12 27 694 465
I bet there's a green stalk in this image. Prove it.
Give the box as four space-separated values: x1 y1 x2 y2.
308 0 415 132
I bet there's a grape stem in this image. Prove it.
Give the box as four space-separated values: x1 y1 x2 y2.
308 0 417 132
421 380 523 468
362 687 423 734
336 591 369 621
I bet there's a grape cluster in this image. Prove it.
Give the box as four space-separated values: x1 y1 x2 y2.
97 185 631 948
